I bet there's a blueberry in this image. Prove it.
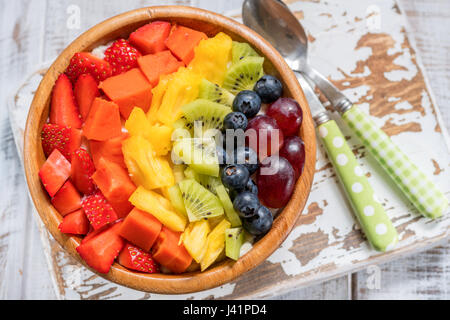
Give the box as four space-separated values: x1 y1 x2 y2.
216 146 231 166
229 179 258 201
223 112 248 131
221 164 249 191
234 147 259 175
254 75 283 103
243 205 273 236
233 90 261 118
233 192 261 218
245 178 258 195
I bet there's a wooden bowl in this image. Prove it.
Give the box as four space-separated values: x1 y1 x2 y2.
23 6 316 294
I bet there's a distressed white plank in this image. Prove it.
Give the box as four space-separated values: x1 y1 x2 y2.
352 0 450 300
0 0 56 300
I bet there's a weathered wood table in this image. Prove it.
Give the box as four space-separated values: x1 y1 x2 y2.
1 0 449 299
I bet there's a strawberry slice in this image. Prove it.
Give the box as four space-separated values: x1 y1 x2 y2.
39 149 71 197
51 180 82 216
81 190 118 230
104 39 142 76
118 243 159 274
74 74 100 121
41 123 81 160
59 209 90 235
66 52 112 83
71 148 96 195
50 74 82 129
76 221 124 274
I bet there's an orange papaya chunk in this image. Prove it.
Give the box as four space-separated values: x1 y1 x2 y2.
99 68 152 119
165 26 208 65
138 51 184 87
91 157 136 218
129 21 171 55
83 98 122 141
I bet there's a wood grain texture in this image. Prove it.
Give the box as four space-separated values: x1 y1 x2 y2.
23 6 317 294
1 0 450 300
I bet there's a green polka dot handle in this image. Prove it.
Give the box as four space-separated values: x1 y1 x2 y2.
318 120 398 252
342 105 449 219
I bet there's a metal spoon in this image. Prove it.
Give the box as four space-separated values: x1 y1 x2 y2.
242 0 448 219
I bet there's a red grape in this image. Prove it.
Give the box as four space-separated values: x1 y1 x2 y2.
246 115 284 160
266 98 303 137
257 156 295 208
279 136 305 180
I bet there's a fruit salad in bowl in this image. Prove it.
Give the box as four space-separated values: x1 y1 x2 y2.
24 6 316 293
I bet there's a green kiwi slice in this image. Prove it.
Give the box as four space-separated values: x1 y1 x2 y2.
225 227 245 260
198 79 236 107
173 138 219 177
178 179 224 222
223 57 265 95
167 184 187 217
215 185 242 227
196 174 243 227
232 41 260 64
182 99 231 138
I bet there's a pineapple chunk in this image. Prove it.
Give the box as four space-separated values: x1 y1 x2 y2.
129 186 187 232
180 220 211 263
125 108 173 156
189 32 233 86
155 68 202 125
122 135 174 190
147 73 174 124
200 219 231 271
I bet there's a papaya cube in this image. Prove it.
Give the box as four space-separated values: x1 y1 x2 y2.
119 208 162 251
138 51 183 87
99 68 152 119
165 26 208 65
152 226 192 274
92 157 136 218
51 180 82 216
89 132 129 170
83 98 122 141
129 21 171 55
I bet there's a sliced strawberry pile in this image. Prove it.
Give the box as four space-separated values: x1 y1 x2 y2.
81 191 118 230
66 52 112 83
104 39 142 76
41 123 81 160
50 74 82 129
118 243 159 274
71 148 96 195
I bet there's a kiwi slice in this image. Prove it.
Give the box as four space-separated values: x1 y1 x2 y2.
198 79 236 107
225 227 245 260
173 138 219 177
173 164 185 183
179 179 224 222
215 185 242 228
182 99 231 138
232 41 260 64
223 57 265 95
167 184 187 217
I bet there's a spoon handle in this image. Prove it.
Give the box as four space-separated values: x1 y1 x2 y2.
342 105 449 219
318 119 398 251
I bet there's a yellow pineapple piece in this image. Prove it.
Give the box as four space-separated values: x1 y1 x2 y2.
125 108 173 156
129 186 187 232
156 68 202 125
189 32 233 86
147 73 174 124
122 135 174 190
180 220 211 263
200 219 231 271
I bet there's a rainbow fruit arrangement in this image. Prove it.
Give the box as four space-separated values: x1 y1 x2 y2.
38 21 305 275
